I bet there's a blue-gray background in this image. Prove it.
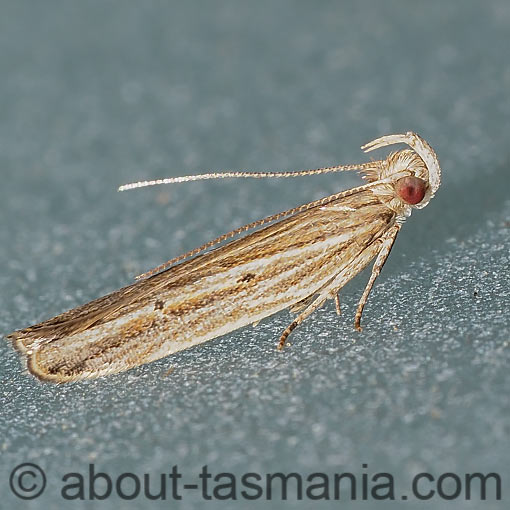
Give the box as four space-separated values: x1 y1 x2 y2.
1 1 509 509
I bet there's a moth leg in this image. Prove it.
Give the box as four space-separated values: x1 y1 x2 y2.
334 293 342 316
278 295 328 350
354 225 401 331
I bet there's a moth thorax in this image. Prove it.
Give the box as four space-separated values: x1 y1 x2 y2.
394 176 427 205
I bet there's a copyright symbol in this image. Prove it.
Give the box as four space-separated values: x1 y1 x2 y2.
9 463 46 500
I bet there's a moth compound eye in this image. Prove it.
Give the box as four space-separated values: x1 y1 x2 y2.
395 176 427 205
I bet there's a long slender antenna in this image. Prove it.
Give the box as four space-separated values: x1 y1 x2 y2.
118 162 374 191
131 174 409 280
117 133 434 281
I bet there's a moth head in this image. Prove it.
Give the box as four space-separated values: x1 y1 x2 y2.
361 132 441 210
389 150 432 207
361 149 431 209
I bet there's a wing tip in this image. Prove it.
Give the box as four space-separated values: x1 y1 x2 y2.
6 330 71 383
25 356 69 383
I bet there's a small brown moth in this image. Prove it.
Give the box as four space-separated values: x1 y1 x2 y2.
8 132 441 383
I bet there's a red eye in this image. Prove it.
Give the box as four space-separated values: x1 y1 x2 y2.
395 176 427 205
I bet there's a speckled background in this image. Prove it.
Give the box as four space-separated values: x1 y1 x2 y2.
1 1 509 509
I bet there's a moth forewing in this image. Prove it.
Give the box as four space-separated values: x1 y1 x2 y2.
7 132 441 382
11 190 395 382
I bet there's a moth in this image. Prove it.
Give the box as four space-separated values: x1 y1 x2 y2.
8 132 441 383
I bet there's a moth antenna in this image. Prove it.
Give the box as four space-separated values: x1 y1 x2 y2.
118 162 374 192
135 179 386 279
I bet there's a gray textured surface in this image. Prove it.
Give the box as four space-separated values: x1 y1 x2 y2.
1 1 509 508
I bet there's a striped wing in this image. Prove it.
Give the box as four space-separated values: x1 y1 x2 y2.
9 189 395 381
